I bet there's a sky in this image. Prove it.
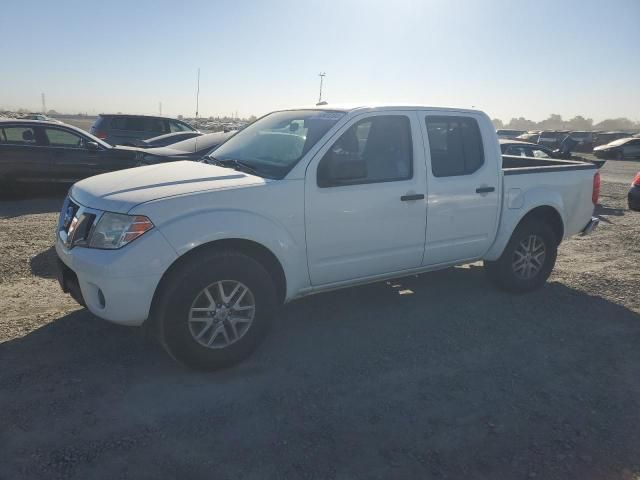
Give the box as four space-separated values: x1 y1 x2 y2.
1 0 639 122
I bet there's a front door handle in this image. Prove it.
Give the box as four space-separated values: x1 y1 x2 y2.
476 186 495 194
400 193 425 201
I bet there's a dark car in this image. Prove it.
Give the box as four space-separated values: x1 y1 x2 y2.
496 129 526 139
139 131 232 164
137 131 203 148
568 131 595 152
537 130 569 148
629 171 640 211
0 120 140 187
90 114 197 146
593 137 640 160
593 131 632 147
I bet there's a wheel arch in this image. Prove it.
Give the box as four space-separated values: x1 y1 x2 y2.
149 238 287 325
517 205 564 245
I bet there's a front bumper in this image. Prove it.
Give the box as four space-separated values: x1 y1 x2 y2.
580 217 600 236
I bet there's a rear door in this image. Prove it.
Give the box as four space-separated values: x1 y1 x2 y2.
0 124 51 182
305 111 427 285
420 112 501 265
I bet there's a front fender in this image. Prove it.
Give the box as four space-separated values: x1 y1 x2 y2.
483 187 565 261
156 209 309 300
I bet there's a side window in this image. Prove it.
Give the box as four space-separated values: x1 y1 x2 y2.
170 121 190 133
0 126 37 145
124 117 146 131
44 128 84 147
110 117 127 130
317 115 412 188
425 116 484 177
146 118 168 133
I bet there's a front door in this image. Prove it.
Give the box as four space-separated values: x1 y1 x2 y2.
305 112 427 285
43 127 98 182
420 112 501 265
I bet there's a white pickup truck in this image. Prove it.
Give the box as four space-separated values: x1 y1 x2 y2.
56 105 600 369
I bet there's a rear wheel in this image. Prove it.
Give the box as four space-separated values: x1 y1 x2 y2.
154 250 277 370
484 219 558 293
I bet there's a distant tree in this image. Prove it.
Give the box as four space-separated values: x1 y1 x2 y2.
593 117 638 132
506 117 537 131
538 114 565 130
47 109 58 115
492 118 504 129
177 115 183 120
565 115 593 131
247 115 257 123
17 108 28 113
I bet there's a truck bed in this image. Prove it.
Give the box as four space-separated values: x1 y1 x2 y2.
502 155 597 175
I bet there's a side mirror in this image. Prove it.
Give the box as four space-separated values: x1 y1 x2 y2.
86 141 100 151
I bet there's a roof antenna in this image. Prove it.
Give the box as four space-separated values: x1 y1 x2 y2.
316 72 327 106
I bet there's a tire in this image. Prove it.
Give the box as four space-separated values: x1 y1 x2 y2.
153 250 277 370
484 219 558 293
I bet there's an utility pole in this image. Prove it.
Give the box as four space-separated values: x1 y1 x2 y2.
317 72 326 104
41 93 46 114
159 101 162 116
195 68 200 119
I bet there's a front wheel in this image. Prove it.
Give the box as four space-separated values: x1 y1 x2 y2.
154 250 277 370
484 219 558 293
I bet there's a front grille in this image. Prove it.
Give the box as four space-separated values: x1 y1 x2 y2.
58 197 101 249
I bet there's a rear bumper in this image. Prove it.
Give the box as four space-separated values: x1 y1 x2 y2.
580 217 599 236
629 186 640 211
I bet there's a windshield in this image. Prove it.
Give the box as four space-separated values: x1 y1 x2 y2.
209 110 346 179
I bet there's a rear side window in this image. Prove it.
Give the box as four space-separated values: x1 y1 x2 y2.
425 116 484 177
170 120 191 133
0 126 37 145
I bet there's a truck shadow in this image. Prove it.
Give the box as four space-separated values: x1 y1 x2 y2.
1 266 639 479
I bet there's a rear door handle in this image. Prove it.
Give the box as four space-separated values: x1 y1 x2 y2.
475 186 495 194
400 194 425 201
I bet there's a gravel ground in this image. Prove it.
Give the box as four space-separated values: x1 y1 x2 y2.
1 161 639 479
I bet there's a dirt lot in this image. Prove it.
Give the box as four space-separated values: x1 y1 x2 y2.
1 161 639 479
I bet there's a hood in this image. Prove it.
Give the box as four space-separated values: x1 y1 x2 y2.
70 161 266 213
593 144 613 151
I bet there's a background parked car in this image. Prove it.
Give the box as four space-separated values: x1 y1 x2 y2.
496 129 525 139
90 114 197 146
537 130 569 148
21 113 62 123
593 131 632 147
0 120 139 187
629 171 640 211
138 131 232 164
499 139 556 158
516 132 540 143
594 137 640 160
568 131 595 152
135 131 203 148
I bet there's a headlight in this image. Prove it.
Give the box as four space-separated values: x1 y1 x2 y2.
88 213 154 249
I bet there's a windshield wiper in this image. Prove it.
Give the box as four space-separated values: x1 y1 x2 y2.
206 156 262 177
